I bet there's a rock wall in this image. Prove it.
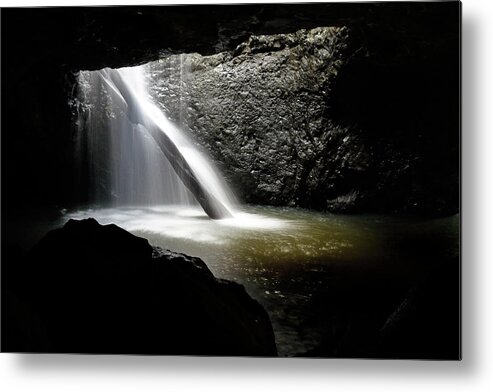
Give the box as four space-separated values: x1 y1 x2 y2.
149 27 352 209
148 22 459 215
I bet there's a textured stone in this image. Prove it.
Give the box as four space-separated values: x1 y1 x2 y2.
148 27 355 209
144 20 458 215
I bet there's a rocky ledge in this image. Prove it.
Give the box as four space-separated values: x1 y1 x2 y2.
2 218 277 356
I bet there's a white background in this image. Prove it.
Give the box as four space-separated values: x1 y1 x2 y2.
0 0 491 391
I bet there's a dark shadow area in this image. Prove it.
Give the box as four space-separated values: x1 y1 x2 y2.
2 219 277 356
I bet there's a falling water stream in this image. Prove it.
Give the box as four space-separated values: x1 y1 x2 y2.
77 65 236 218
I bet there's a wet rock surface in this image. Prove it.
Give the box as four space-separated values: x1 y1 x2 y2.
149 27 353 210
147 19 459 215
2 219 277 355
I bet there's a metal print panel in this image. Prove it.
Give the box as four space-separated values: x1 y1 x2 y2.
1 1 461 359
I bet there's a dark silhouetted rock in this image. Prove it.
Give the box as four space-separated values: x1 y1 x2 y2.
377 256 460 359
2 219 277 356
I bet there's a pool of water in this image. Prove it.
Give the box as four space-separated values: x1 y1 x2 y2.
56 205 459 356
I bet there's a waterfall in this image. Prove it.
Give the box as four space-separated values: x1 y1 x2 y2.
76 64 236 219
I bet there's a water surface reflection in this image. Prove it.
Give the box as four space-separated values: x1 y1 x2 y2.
63 205 459 356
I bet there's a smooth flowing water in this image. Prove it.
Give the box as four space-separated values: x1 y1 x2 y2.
76 65 236 217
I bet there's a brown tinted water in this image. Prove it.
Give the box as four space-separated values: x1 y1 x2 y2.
60 205 459 356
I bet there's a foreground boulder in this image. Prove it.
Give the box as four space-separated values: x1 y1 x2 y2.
2 218 277 356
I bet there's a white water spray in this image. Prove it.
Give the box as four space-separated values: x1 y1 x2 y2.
77 64 236 218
